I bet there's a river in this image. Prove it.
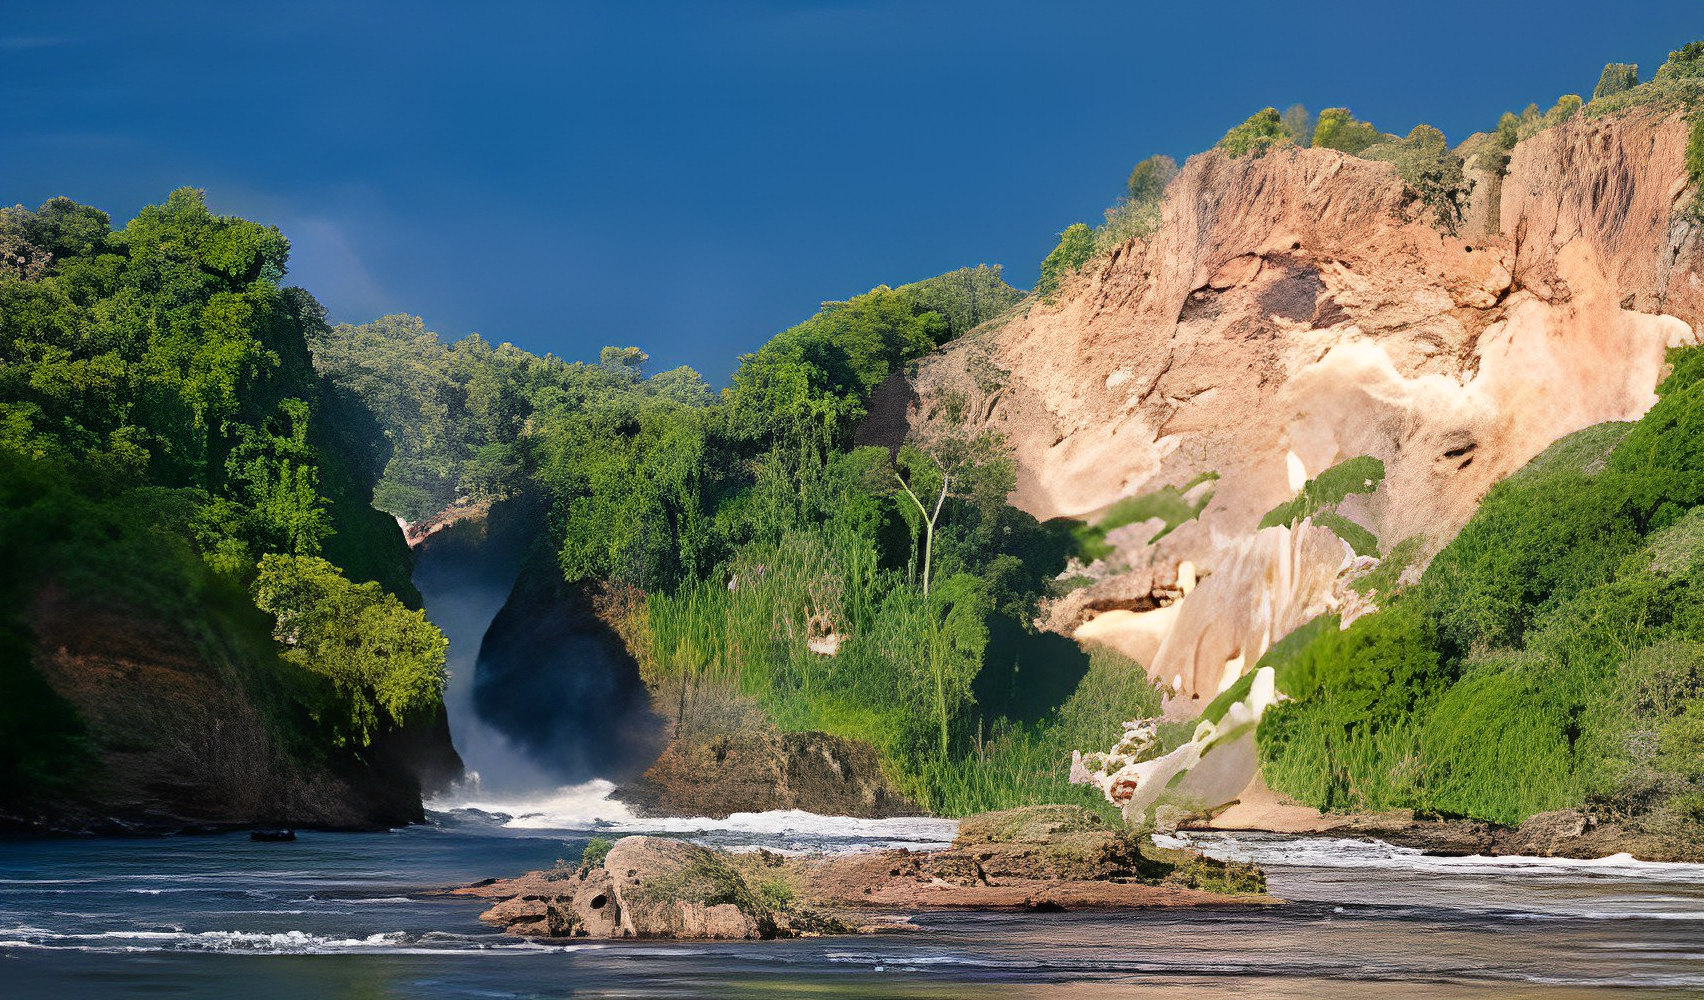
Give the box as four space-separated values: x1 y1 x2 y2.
10 521 1699 997
4 790 1703 999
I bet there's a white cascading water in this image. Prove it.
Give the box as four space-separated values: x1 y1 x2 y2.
409 516 957 845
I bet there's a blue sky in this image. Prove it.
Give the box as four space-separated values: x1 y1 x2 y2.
3 2 1701 380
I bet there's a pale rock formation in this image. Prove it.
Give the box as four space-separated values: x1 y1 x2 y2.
878 108 1704 821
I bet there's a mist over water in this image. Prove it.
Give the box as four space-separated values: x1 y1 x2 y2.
409 511 558 795
410 502 664 821
468 561 664 785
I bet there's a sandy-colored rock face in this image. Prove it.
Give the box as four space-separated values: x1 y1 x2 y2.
891 110 1704 709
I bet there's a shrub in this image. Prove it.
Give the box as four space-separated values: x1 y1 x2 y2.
1311 108 1387 154
1361 125 1470 235
1126 154 1178 203
1593 63 1640 100
1656 41 1704 82
1094 198 1162 253
1688 115 1704 191
580 836 614 869
1035 223 1095 301
1258 601 1444 812
1217 108 1293 159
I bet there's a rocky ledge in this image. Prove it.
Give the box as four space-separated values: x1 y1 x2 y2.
1186 779 1704 862
456 805 1270 940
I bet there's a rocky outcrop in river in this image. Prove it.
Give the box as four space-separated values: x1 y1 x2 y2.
460 805 1269 940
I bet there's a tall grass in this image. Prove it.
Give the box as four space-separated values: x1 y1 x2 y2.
640 526 1166 816
918 644 1165 817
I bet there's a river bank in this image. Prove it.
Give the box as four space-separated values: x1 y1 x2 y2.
1183 775 1704 863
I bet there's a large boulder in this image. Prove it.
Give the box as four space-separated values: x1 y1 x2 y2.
615 723 917 819
473 836 845 940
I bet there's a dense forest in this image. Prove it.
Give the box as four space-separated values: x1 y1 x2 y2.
311 263 1169 813
0 190 450 815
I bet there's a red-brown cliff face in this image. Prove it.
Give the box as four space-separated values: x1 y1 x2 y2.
880 108 1704 708
5 583 460 834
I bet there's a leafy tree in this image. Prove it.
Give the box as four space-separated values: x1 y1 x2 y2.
726 285 945 445
1217 108 1294 158
1593 63 1640 100
1361 125 1470 235
1126 154 1179 203
1657 41 1704 81
0 191 442 792
893 265 1022 339
1311 108 1386 154
252 554 448 747
1035 223 1095 300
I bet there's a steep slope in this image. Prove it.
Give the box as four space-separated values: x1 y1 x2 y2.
890 107 1702 709
0 192 461 832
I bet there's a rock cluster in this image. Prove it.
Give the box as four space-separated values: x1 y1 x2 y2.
460 806 1269 940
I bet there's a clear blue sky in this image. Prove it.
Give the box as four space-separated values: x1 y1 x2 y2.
3 2 1701 380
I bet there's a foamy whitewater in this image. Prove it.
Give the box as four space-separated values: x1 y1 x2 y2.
429 778 960 850
6 809 1704 998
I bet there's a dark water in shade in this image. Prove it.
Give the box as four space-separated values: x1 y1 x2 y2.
4 808 1704 1000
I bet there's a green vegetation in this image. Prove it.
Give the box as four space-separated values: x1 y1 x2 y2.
313 258 1110 813
1095 156 1175 254
921 644 1165 819
1036 224 1096 300
1260 455 1384 555
579 836 614 869
1657 41 1704 82
1360 125 1471 235
1257 352 1704 829
251 554 448 747
1217 108 1294 159
0 191 446 807
1125 154 1178 203
1594 63 1640 101
1311 108 1388 154
310 314 713 522
1586 42 1704 120
1072 472 1218 562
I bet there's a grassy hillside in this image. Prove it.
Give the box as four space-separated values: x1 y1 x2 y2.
1256 349 1704 833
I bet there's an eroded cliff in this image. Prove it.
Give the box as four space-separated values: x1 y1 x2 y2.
881 106 1704 723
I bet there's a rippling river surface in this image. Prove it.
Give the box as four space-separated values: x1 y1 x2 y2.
5 794 1703 999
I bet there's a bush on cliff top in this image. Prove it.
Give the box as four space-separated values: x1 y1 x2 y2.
1217 108 1293 158
1312 108 1388 154
1594 63 1640 100
1035 223 1096 301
